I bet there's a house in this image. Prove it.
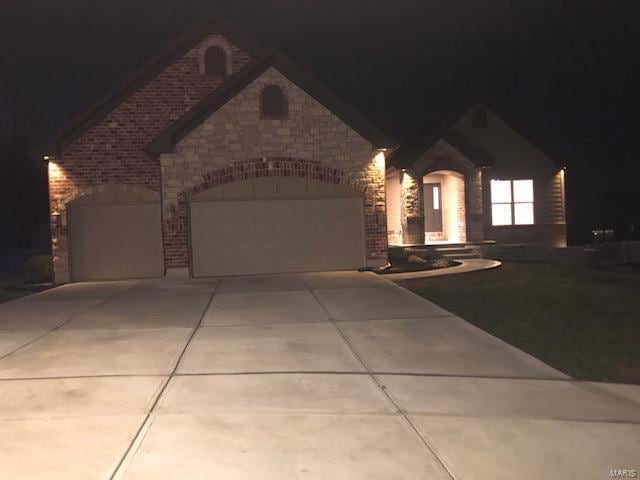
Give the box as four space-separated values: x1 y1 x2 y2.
44 16 394 283
44 15 566 284
386 103 567 249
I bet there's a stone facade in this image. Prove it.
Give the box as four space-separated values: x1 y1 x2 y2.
160 67 387 271
399 170 425 244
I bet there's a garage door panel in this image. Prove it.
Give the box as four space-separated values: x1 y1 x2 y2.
190 197 364 276
69 204 163 282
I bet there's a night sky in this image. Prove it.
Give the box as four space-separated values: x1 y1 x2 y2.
1 0 639 248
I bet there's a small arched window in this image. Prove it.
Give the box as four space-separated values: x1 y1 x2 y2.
472 106 488 129
204 46 227 75
261 85 288 119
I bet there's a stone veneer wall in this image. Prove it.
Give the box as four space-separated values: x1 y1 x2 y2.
385 169 403 245
160 67 388 271
399 170 425 244
48 33 252 283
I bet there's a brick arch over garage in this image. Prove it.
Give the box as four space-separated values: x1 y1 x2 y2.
182 158 366 199
161 157 376 271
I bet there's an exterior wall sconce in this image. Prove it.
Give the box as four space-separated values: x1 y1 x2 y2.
51 212 61 226
50 212 63 235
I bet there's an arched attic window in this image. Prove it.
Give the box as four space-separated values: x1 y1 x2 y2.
204 46 227 75
472 106 488 129
261 85 288 119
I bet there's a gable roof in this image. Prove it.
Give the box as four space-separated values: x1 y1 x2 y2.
389 99 557 169
46 14 264 154
148 48 396 153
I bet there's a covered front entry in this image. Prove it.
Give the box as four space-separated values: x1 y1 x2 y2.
189 177 365 277
67 187 163 282
385 168 467 245
423 170 466 243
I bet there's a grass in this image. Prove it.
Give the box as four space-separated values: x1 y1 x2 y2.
398 261 640 384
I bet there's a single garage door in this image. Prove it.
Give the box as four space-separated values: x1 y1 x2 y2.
68 187 163 282
190 177 365 277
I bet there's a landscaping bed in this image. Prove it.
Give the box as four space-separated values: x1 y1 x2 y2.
377 247 460 275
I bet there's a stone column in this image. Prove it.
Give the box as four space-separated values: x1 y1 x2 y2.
400 169 425 244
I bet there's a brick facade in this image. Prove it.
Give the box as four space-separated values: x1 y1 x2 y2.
48 32 252 283
160 67 387 272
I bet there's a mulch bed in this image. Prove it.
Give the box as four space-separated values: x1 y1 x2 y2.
377 258 459 275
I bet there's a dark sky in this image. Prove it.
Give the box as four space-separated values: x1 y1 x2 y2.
1 0 639 244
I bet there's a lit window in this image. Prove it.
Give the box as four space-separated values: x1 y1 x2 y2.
491 179 534 226
513 179 534 224
433 186 440 210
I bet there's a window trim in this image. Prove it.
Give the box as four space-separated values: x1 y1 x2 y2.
490 179 535 226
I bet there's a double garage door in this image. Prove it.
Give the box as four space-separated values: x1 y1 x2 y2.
67 179 365 281
190 197 365 277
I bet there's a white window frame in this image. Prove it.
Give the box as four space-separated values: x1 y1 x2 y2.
490 179 535 226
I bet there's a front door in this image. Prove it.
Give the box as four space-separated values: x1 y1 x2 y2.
424 183 443 232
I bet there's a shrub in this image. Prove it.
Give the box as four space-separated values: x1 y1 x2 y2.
432 257 453 269
24 255 53 283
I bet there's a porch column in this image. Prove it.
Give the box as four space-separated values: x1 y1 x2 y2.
400 169 425 244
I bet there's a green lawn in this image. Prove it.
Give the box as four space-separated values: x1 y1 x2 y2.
398 261 640 384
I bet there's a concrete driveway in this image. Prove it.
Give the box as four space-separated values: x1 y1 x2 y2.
1 272 638 479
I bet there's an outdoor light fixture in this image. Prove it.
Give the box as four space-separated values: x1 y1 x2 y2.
43 155 50 162
51 212 62 227
48 161 62 178
373 151 385 170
